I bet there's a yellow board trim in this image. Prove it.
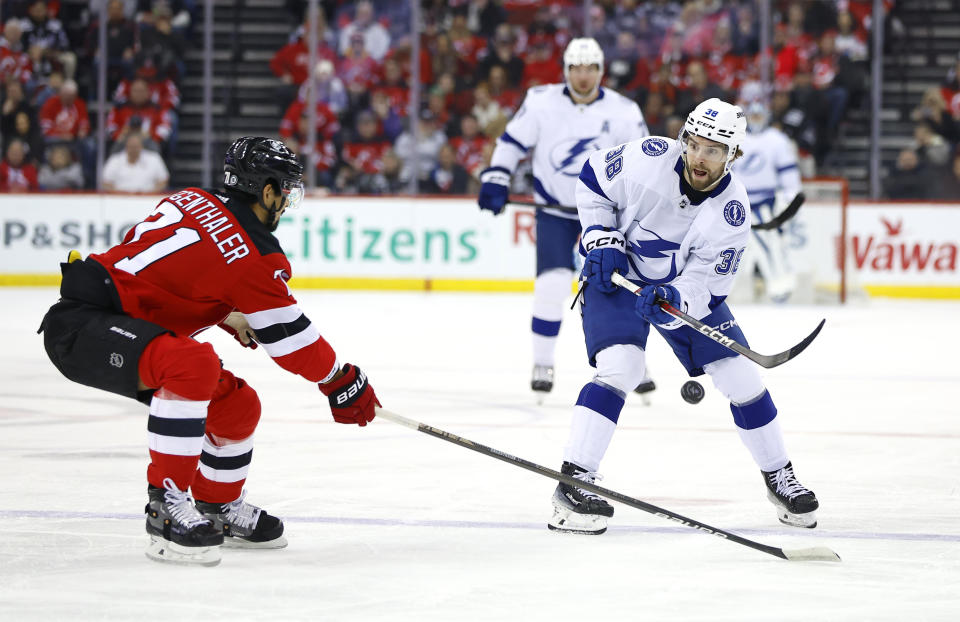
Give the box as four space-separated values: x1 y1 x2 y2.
3 274 959 298
864 285 960 299
0 273 537 292
0 274 64 287
288 277 535 292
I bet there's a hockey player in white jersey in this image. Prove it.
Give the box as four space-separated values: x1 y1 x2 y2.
477 38 656 399
548 98 819 535
731 101 803 302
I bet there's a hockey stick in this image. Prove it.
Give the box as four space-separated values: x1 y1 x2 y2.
750 191 806 231
611 273 825 369
376 407 839 562
508 198 578 214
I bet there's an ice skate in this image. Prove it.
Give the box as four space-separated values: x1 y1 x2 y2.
196 490 287 549
547 461 614 535
145 478 223 566
633 375 656 405
531 365 554 404
762 462 819 528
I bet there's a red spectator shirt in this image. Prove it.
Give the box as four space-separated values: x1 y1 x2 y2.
270 40 336 85
279 100 340 141
89 188 339 383
705 52 745 92
113 79 181 112
0 44 33 84
106 104 173 143
450 135 487 175
342 140 391 175
338 54 380 90
0 161 39 191
38 95 90 138
371 84 410 116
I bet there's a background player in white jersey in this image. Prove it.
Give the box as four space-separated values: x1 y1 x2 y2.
548 99 819 535
731 101 804 302
477 38 655 399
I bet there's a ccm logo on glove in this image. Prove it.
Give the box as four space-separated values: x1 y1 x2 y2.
582 235 625 252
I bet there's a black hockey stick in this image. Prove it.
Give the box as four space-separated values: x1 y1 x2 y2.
376 407 840 562
611 273 825 369
750 191 806 231
508 198 578 214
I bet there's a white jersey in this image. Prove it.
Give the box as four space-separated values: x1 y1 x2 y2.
576 137 751 321
490 84 648 220
731 127 801 207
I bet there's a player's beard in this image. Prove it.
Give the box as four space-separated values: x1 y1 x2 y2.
684 159 724 192
266 198 287 232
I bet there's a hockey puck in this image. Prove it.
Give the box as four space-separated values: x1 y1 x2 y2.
680 380 705 404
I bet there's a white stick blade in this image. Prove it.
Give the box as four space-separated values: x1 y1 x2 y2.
782 546 842 562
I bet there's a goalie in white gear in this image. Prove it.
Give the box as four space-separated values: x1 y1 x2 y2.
731 101 803 302
477 37 656 400
548 98 819 534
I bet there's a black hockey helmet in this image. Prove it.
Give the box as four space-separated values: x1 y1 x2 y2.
223 136 304 210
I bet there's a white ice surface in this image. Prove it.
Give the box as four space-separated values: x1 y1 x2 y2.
1 287 958 621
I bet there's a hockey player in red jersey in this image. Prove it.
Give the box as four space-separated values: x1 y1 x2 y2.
39 137 381 566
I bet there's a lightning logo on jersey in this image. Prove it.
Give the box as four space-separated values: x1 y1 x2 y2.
489 84 648 218
551 137 602 176
628 226 681 283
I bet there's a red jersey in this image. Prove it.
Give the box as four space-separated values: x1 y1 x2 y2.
113 78 182 111
0 161 39 191
0 44 33 84
279 100 340 140
341 140 391 174
449 135 487 175
89 188 337 383
106 104 173 143
38 95 90 139
270 40 336 85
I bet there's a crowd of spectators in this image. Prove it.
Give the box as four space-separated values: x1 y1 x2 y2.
0 0 185 192
1 0 957 199
268 0 886 196
884 54 960 199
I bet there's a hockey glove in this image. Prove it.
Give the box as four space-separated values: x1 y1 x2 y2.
637 285 681 325
318 364 381 426
478 167 511 215
581 226 628 294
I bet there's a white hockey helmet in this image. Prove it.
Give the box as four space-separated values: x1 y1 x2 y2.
563 37 604 98
744 101 770 133
679 98 746 174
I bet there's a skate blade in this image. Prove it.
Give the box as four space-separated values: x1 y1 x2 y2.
222 535 288 549
547 505 608 535
768 493 818 528
146 536 222 566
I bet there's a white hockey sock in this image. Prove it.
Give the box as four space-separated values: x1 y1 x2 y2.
531 269 573 367
563 405 618 473
199 434 255 484
736 417 789 473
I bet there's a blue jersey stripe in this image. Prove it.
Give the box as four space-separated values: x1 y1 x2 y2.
578 161 613 202
499 131 529 153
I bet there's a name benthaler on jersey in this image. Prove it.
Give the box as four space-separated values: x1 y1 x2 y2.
166 189 250 264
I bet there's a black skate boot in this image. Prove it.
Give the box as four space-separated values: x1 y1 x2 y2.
762 462 819 528
196 491 287 549
531 365 554 393
633 377 656 406
145 478 223 566
547 461 614 535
